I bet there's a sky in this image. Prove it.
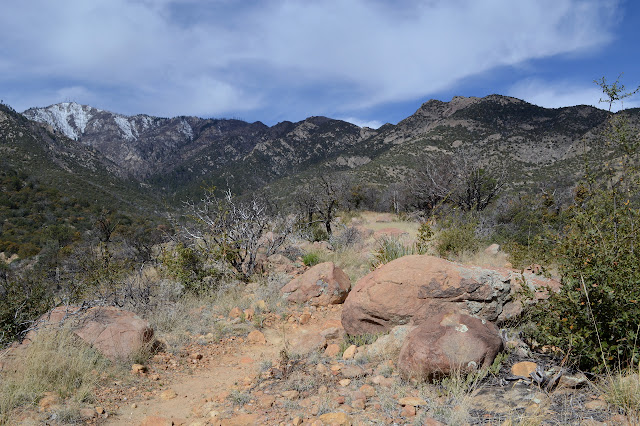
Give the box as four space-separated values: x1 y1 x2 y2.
1 0 638 128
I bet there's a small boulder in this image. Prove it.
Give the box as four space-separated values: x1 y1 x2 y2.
280 262 351 306
247 330 266 344
289 330 327 356
398 312 503 380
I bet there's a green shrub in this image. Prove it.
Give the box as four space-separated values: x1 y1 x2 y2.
302 252 320 267
435 218 480 259
370 236 426 269
527 77 640 372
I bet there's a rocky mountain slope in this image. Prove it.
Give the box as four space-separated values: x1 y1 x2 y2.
20 96 640 202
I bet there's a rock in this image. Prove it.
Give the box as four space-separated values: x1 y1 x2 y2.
341 255 559 335
399 397 427 407
359 384 375 397
95 406 105 414
559 372 589 388
300 312 311 325
320 327 342 339
282 390 300 399
339 378 351 386
38 392 60 412
289 330 327 356
280 262 351 306
318 412 353 425
585 399 608 410
140 416 173 426
324 343 340 357
401 404 416 417
29 305 154 361
484 244 500 255
228 307 242 319
160 389 178 400
220 413 260 425
372 375 395 387
511 361 538 378
247 330 266 344
341 364 367 378
364 324 415 361
352 399 365 410
79 408 97 419
293 417 303 426
190 352 203 360
257 395 276 408
255 300 267 311
342 344 357 360
398 312 503 380
243 308 255 321
132 363 147 374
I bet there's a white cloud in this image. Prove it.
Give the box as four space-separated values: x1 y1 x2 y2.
0 0 620 119
339 117 384 129
509 78 640 111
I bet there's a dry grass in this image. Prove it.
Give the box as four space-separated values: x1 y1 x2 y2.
0 327 109 423
598 369 640 422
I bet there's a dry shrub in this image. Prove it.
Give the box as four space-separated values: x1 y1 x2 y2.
0 327 108 423
599 369 640 422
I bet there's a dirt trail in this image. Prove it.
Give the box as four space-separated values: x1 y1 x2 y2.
105 308 341 425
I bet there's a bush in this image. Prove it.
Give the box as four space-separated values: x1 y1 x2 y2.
302 252 320 267
527 77 640 372
435 217 480 259
370 236 426 269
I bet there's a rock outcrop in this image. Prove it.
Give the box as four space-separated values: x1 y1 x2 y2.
341 255 558 335
280 262 351 306
27 305 154 360
398 312 503 380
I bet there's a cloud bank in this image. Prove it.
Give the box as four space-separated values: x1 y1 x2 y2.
0 0 619 123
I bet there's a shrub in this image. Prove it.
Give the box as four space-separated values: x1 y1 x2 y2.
527 76 640 372
302 252 320 267
435 217 480 259
370 236 425 269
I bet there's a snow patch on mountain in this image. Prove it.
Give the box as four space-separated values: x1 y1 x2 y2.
25 102 94 140
179 119 193 140
114 115 137 141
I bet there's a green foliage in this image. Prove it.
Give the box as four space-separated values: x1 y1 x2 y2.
161 243 208 294
435 216 481 259
528 75 640 372
370 236 427 269
415 222 433 252
302 252 320 267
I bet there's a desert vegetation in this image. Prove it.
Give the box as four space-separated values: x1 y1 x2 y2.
0 76 639 424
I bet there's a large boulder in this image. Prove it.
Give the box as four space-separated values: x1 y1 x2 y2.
341 255 558 335
27 305 154 360
398 312 503 380
280 262 351 306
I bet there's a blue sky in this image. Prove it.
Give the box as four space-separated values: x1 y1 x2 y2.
1 0 637 128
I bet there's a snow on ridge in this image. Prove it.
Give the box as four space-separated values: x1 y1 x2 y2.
27 102 94 140
114 115 137 141
179 119 194 140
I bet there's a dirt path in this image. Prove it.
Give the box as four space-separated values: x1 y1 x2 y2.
105 308 341 425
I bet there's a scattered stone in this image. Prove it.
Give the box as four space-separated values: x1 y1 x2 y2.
339 379 351 386
140 416 173 426
300 312 311 325
398 311 503 380
401 404 416 417
399 397 427 407
282 390 299 399
585 399 608 410
228 307 242 319
341 364 366 378
247 330 266 344
359 384 376 397
511 361 538 378
95 406 105 414
220 413 259 425
160 389 178 400
280 262 351 306
190 352 203 360
317 412 353 425
243 308 255 321
372 375 395 387
79 408 96 419
288 330 327 356
149 373 161 381
131 403 137 409
320 327 342 339
342 344 357 360
257 395 276 408
293 417 303 426
559 372 588 388
38 392 61 412
324 343 340 357
132 364 147 374
352 399 365 410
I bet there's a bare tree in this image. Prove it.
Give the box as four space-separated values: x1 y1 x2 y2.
183 189 294 277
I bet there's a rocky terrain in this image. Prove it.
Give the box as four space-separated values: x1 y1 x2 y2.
0 213 632 425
